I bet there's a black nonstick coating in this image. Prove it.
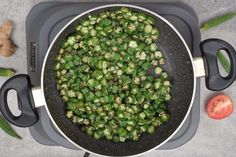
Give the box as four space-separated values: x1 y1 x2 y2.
43 6 194 156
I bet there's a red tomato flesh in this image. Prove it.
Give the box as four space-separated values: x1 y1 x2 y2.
206 94 234 120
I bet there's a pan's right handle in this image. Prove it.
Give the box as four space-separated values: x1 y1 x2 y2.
200 39 236 91
0 74 39 127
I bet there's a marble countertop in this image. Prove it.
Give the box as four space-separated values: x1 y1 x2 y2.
0 0 236 157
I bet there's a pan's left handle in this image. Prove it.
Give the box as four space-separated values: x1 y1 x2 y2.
0 74 39 127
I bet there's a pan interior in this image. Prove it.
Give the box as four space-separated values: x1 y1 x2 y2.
43 5 194 156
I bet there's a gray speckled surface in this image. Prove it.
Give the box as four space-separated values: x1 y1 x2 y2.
0 0 236 157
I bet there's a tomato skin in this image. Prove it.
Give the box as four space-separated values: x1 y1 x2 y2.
206 94 234 120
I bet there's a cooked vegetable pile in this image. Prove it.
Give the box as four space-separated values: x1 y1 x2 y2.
54 7 171 142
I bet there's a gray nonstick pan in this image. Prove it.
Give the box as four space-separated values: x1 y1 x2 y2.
0 4 236 157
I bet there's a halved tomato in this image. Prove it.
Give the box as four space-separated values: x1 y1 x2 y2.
206 94 234 120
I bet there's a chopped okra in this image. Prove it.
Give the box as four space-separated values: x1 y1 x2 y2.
55 7 171 143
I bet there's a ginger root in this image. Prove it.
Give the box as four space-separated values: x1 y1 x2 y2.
0 20 16 57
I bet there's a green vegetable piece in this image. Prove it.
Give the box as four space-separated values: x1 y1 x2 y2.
94 45 101 52
66 102 77 110
141 62 151 70
146 16 155 24
82 20 90 26
165 94 171 101
0 68 15 77
0 115 22 139
160 112 170 122
128 23 136 32
85 127 94 136
81 27 89 34
147 126 155 134
118 128 127 137
95 60 108 69
130 15 138 21
150 43 158 51
139 51 147 60
100 18 111 26
68 90 76 97
126 125 133 131
144 24 153 33
127 119 136 126
66 111 73 118
155 67 162 75
128 40 138 48
90 29 97 36
92 70 103 80
73 43 79 50
201 12 236 31
94 131 101 140
154 80 161 89
163 80 170 86
140 125 148 132
161 72 168 79
139 112 146 119
217 51 231 74
67 36 76 45
86 92 95 101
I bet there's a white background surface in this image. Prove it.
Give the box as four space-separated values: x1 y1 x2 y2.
0 0 236 157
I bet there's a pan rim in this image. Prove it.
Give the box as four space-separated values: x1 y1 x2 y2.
41 3 196 157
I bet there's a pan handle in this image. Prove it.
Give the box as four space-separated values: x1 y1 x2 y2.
83 152 90 157
0 74 39 127
200 38 236 91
